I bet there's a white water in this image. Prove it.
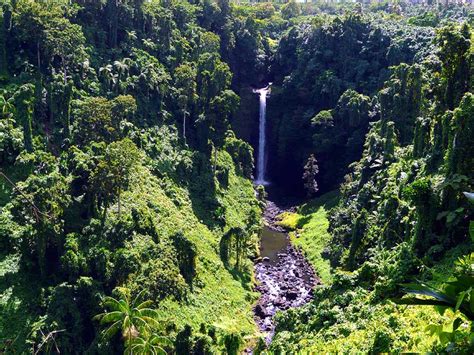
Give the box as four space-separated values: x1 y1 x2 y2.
253 85 271 185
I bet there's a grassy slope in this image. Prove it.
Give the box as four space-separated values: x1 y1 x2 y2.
277 190 339 284
120 151 260 338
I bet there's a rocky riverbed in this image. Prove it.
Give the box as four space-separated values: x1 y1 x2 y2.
253 200 319 342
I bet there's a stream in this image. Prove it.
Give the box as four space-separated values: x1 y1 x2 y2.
253 200 319 343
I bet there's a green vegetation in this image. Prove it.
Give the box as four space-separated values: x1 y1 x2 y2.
1 0 473 353
267 3 474 352
277 191 339 284
0 0 264 353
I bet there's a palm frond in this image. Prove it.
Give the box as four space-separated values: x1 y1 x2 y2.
136 300 154 310
103 296 122 310
133 290 147 306
99 311 123 324
151 335 173 347
101 320 122 340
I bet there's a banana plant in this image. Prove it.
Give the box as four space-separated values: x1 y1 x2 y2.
124 334 172 355
93 289 160 346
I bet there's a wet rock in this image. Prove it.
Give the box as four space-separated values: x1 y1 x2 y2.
254 199 319 342
273 298 284 307
255 304 267 318
286 290 298 300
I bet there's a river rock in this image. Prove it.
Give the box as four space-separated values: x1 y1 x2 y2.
254 198 319 341
286 290 298 301
255 304 267 318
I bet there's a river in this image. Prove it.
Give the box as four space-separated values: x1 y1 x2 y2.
253 200 318 343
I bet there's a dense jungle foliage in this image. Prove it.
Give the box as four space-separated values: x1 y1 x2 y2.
0 0 473 354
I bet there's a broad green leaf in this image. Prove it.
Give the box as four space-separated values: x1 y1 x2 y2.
436 211 449 220
102 320 122 340
446 212 456 224
136 300 153 310
453 317 463 331
463 192 474 201
100 311 123 324
455 290 467 312
392 297 450 307
401 283 455 304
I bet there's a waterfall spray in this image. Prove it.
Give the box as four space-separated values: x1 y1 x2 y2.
253 85 271 185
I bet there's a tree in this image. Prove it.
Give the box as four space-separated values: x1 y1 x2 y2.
9 152 71 278
48 75 74 140
91 138 141 219
220 227 249 270
72 95 136 146
99 64 117 93
43 16 87 83
302 154 319 197
12 83 34 152
72 97 115 146
435 23 471 110
378 64 423 144
208 89 239 144
446 93 474 180
94 289 160 348
281 0 301 20
196 53 232 109
174 63 197 143
0 98 23 164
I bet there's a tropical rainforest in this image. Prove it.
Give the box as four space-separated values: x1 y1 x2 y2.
0 0 473 354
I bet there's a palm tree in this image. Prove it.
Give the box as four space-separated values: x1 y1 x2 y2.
0 93 14 118
114 60 130 78
99 64 117 92
124 334 172 355
113 59 131 92
94 290 160 347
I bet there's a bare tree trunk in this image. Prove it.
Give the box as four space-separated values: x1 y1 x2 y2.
182 110 186 144
118 188 121 218
62 55 67 84
213 146 218 177
37 41 41 70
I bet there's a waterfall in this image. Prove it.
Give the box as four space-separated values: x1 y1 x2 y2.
253 85 270 185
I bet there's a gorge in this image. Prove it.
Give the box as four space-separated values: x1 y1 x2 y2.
1 1 473 354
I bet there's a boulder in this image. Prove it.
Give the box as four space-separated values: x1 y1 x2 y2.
255 304 267 318
286 290 298 301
